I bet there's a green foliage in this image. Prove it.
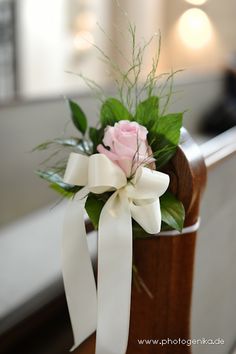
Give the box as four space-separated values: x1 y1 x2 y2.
53 137 82 148
36 170 80 194
89 127 104 153
68 99 88 135
154 113 183 147
85 194 105 229
50 183 74 198
100 98 132 126
33 141 55 151
33 137 92 155
133 97 182 169
134 96 159 129
160 191 185 232
149 113 183 168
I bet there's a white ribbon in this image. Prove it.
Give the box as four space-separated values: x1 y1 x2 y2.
62 152 169 354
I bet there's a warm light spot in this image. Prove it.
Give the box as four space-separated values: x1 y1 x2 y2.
185 0 207 5
75 11 97 31
178 8 212 49
73 31 95 52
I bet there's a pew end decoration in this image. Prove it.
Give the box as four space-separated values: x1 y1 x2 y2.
33 18 205 354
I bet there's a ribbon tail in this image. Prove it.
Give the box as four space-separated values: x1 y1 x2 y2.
96 190 133 354
62 190 97 351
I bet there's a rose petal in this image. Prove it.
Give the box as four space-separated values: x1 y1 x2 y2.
115 131 139 150
103 126 115 148
138 125 148 140
117 159 133 177
99 120 151 177
113 139 137 159
97 144 119 161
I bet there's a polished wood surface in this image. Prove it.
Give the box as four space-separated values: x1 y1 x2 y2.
74 129 207 354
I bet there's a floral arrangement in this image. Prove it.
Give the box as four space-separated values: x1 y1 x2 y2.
35 82 184 234
35 15 185 354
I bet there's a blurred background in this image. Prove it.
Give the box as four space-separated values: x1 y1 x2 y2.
0 1 236 353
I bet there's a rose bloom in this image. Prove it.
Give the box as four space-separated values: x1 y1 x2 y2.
97 120 154 177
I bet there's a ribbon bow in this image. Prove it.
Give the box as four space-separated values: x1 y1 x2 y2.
62 152 169 354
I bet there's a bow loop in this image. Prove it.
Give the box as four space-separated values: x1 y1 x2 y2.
64 152 127 194
88 154 127 194
126 167 170 200
64 152 89 186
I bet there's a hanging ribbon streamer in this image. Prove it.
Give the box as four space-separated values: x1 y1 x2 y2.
62 152 169 354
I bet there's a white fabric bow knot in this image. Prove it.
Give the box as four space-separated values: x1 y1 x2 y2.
62 152 169 354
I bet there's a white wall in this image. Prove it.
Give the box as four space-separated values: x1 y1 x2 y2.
17 0 67 97
111 0 166 77
17 0 111 99
16 0 166 99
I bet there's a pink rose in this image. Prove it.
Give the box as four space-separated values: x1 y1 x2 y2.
97 120 153 177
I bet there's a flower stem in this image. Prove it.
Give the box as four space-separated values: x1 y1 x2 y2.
132 264 154 299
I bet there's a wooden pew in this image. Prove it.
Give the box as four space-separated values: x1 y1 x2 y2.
75 128 207 354
1 127 235 353
75 127 236 354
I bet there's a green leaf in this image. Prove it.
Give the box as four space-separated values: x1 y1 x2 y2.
132 221 149 239
134 96 159 129
155 113 182 146
68 99 88 135
54 137 92 155
33 137 92 155
89 127 104 153
150 113 183 168
53 137 81 147
35 170 80 193
100 98 131 126
32 141 54 151
160 191 185 232
50 183 74 198
85 194 105 229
